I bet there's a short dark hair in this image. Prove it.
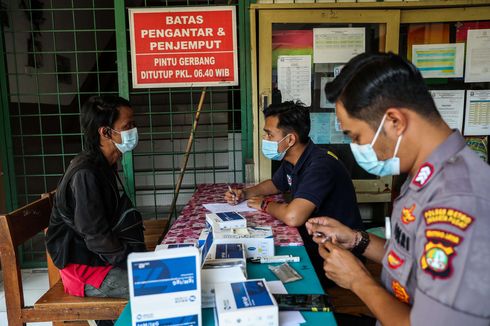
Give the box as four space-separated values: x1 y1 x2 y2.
324 52 441 129
263 101 310 144
80 95 131 153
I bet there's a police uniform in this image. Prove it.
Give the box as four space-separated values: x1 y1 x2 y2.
381 131 490 325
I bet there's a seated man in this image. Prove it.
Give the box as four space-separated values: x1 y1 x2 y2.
225 101 364 288
46 95 146 326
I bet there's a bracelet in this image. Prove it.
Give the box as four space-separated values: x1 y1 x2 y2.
260 197 274 212
351 230 370 256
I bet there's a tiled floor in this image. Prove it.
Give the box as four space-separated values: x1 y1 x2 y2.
0 269 52 325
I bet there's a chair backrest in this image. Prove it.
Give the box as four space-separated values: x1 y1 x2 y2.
0 195 53 323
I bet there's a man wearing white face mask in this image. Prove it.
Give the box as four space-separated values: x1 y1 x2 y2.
47 96 145 325
306 52 490 326
225 101 364 290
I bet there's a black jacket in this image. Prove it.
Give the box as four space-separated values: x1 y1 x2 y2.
46 150 145 269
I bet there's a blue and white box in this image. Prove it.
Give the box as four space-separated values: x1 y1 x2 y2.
199 226 274 258
154 243 196 251
206 211 247 231
127 247 201 326
214 279 278 326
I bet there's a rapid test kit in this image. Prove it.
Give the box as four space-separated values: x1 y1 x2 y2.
205 211 247 231
198 225 275 258
127 246 201 326
214 279 279 326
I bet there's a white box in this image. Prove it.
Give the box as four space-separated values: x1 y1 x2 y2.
127 247 201 326
201 265 246 308
214 279 278 326
200 226 275 258
155 243 196 251
204 243 247 277
206 212 247 231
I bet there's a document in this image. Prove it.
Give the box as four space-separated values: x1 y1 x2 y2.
465 29 490 83
203 201 257 213
412 43 464 78
313 28 365 63
309 112 330 144
464 90 490 136
277 55 312 106
430 90 465 130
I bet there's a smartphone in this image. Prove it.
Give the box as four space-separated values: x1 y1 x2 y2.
272 293 332 312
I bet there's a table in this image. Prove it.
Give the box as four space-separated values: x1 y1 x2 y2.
115 246 337 326
115 184 336 325
163 184 303 246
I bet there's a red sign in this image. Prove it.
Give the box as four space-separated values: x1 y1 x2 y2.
128 6 238 88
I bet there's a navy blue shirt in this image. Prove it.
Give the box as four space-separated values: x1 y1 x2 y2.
272 141 363 230
272 141 364 289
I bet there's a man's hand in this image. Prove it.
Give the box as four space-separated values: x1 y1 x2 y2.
247 196 265 210
319 241 372 290
224 188 245 205
306 217 358 250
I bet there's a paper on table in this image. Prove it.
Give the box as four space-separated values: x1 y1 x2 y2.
203 201 257 213
267 281 306 326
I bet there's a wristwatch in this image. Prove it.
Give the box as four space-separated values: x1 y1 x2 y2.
351 230 370 256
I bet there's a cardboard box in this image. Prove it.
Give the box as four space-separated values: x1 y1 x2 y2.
206 212 247 231
214 279 278 326
127 247 201 326
200 226 275 258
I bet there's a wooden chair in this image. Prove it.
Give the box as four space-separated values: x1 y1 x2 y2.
0 194 127 326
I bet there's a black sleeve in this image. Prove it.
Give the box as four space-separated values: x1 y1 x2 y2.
70 169 128 266
271 162 290 192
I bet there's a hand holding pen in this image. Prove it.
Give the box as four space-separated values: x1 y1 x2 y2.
224 185 244 205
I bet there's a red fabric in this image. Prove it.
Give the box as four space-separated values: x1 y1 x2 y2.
60 264 112 297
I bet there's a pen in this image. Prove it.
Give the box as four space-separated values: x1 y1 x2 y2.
227 185 237 204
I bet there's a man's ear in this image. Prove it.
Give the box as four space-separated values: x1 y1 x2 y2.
288 133 298 147
385 108 407 137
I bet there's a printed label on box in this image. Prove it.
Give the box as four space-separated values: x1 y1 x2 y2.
231 280 273 309
216 212 245 221
131 256 197 296
215 243 245 259
135 314 198 326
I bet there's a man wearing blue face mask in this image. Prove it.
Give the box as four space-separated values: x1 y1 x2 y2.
225 101 364 290
306 52 490 326
47 95 145 325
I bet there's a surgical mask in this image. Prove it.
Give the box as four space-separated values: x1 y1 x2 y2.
350 115 403 177
262 134 291 161
112 127 138 153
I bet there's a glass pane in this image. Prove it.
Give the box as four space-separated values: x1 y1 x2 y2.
400 21 490 162
270 23 387 179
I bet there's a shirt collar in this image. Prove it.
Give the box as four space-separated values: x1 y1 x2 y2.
409 130 466 191
285 140 315 174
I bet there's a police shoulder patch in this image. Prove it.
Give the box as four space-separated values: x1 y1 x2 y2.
412 162 434 188
420 229 463 279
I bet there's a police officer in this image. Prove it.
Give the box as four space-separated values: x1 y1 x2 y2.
306 52 490 325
